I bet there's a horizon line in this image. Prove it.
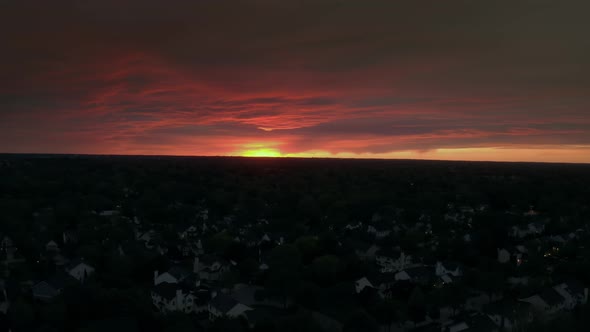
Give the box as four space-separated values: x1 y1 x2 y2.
1 152 589 166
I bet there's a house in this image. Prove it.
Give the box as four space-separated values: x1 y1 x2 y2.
67 259 95 282
510 222 545 239
195 256 230 281
530 281 589 311
395 266 434 284
463 234 472 243
258 233 285 247
484 300 533 331
552 281 588 309
135 229 157 248
208 293 252 320
344 222 363 231
354 277 374 294
192 287 212 313
437 274 458 287
435 262 463 277
197 208 209 221
151 283 196 313
98 210 119 217
375 249 412 273
51 253 69 267
354 243 380 261
519 288 566 315
183 225 199 239
497 246 527 265
62 230 79 244
45 240 59 252
459 206 475 214
367 225 391 239
154 266 191 286
32 273 74 301
497 248 511 263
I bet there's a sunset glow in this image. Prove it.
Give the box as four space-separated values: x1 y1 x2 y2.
1 1 589 163
240 148 283 158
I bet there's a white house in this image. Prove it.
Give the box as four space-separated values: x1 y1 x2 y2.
67 260 95 282
344 222 363 231
435 262 463 277
151 283 196 313
375 250 412 273
497 248 511 264
367 225 391 239
98 210 119 217
45 240 59 252
520 288 566 315
354 277 374 294
179 225 199 239
355 244 380 261
511 222 545 238
154 266 191 286
552 281 588 310
497 247 525 265
485 300 533 331
195 256 230 281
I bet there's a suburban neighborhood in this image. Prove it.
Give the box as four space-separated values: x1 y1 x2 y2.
1 156 590 331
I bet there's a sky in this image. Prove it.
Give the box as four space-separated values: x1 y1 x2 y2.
1 0 590 163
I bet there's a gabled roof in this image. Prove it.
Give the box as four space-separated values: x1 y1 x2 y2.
539 288 566 306
210 294 238 313
564 280 586 296
31 273 75 300
440 274 455 284
66 258 93 271
32 281 60 299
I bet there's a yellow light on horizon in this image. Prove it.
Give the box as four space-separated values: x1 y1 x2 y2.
241 148 283 157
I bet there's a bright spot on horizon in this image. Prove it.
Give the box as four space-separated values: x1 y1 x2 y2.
241 148 283 157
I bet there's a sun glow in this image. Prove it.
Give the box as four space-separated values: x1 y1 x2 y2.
241 148 283 157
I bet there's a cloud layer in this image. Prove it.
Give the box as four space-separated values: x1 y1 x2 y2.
1 0 590 162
